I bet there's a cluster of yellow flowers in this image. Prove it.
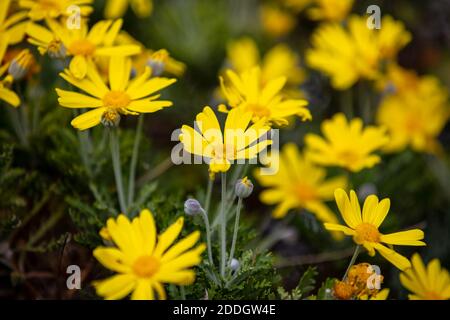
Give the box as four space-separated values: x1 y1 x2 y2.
1 0 448 301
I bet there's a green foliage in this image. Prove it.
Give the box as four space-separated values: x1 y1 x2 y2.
278 267 318 300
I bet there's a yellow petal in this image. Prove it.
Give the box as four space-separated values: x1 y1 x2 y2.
153 217 184 257
70 107 106 130
94 274 136 300
131 279 154 300
380 229 425 246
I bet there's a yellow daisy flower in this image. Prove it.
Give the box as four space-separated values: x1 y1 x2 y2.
116 32 185 77
324 189 426 270
104 0 153 19
0 0 28 45
179 106 272 173
400 253 450 300
0 35 19 107
305 113 389 172
307 0 354 22
93 209 205 300
26 19 141 79
226 37 305 90
306 15 411 89
260 4 297 38
219 67 311 126
18 0 93 21
376 65 449 155
56 56 176 130
254 143 347 224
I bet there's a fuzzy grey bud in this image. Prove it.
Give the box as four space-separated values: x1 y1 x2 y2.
230 258 240 271
184 198 203 216
235 177 253 198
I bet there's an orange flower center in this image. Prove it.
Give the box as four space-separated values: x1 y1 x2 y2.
354 223 380 243
338 150 359 164
69 39 96 56
405 116 422 133
211 143 236 160
133 256 160 278
37 0 61 11
103 91 131 109
424 291 444 300
295 183 317 203
246 104 271 118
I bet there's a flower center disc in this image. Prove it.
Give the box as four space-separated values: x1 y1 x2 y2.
69 39 96 56
133 256 160 278
246 104 271 118
103 91 131 109
354 223 380 243
295 184 317 202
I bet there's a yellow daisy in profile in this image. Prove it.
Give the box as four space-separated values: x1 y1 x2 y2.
306 15 411 89
220 67 311 126
26 19 141 79
0 35 20 107
305 113 389 172
104 0 153 19
400 253 450 300
226 37 305 91
307 0 354 22
18 0 93 21
0 0 28 45
93 209 205 300
324 189 426 270
179 106 272 173
56 56 176 130
254 143 346 224
116 32 185 77
377 65 449 155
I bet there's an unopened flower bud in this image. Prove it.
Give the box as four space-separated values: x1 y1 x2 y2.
101 109 121 127
230 258 240 271
147 49 168 76
8 49 32 80
235 177 253 198
48 40 67 59
184 198 203 216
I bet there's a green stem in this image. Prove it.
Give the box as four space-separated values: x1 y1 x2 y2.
228 197 242 265
127 115 144 206
180 286 186 300
340 88 354 119
204 177 213 214
220 172 227 277
342 245 361 281
7 107 27 146
200 208 214 267
110 128 127 214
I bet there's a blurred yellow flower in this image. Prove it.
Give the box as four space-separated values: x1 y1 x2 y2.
26 19 141 79
0 35 19 107
179 106 272 173
260 4 296 38
324 189 425 270
400 253 450 300
18 0 93 21
116 32 185 77
93 209 205 300
305 113 389 172
0 0 28 45
307 0 354 22
377 65 449 155
219 67 311 126
306 15 411 89
254 143 346 224
105 0 153 19
56 56 176 130
226 37 305 90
